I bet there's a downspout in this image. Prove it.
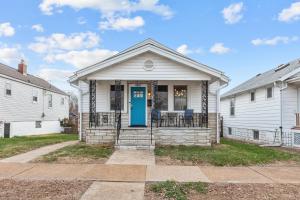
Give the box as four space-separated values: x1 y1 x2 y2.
279 81 288 145
70 82 83 141
216 82 228 144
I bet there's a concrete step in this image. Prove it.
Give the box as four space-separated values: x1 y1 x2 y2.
115 145 155 150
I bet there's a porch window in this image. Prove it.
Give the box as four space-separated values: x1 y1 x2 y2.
157 85 168 110
110 85 124 110
174 85 187 110
230 97 235 116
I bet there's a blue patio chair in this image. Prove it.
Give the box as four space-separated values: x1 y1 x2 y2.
183 109 194 127
151 109 162 128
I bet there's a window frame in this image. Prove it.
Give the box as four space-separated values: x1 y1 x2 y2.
266 87 273 99
32 90 38 103
173 85 187 111
110 85 125 111
228 127 232 135
35 121 42 128
253 130 259 140
5 83 12 97
61 97 65 105
48 94 53 108
250 91 255 102
230 97 235 116
157 85 168 111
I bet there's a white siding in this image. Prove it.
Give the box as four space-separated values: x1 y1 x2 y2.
221 86 281 131
0 76 69 137
282 85 298 129
87 52 212 81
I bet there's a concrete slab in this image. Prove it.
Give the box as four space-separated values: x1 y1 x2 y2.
200 167 274 183
106 150 155 165
146 165 210 182
80 181 145 200
0 141 78 163
14 164 94 180
81 164 146 182
0 163 34 179
250 167 300 183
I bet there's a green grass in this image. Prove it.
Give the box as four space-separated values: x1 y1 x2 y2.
150 181 207 200
39 143 113 162
0 134 78 158
155 138 300 166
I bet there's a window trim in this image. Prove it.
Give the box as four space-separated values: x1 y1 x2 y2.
266 86 273 99
173 85 187 111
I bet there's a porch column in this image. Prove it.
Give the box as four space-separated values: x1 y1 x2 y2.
114 80 122 127
201 80 208 127
152 80 158 109
89 80 96 127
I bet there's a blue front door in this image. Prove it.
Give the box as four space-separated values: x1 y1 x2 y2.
130 86 146 126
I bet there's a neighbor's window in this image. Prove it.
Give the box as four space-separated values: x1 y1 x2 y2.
61 97 65 105
267 87 273 99
48 94 52 108
33 90 38 103
5 83 11 96
230 97 235 116
157 85 168 111
174 85 187 110
110 85 124 110
228 127 232 135
35 121 42 128
250 91 255 102
253 130 259 140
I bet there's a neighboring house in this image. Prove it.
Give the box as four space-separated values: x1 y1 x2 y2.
0 60 69 138
69 39 229 149
221 58 300 147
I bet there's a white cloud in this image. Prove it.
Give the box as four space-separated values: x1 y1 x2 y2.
176 44 203 55
0 45 23 64
32 24 44 32
39 0 173 19
0 22 15 37
278 2 300 22
251 36 299 46
222 2 244 24
99 16 144 31
44 49 118 68
37 68 73 82
28 32 100 53
77 17 87 25
210 43 230 54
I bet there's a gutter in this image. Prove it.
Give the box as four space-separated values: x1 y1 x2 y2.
70 82 83 141
216 82 229 144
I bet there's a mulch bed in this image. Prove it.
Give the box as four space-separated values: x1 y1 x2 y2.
0 179 92 200
145 183 300 200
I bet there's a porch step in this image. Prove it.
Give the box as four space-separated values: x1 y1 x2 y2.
115 128 155 150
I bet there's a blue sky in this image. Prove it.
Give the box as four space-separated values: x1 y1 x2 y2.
0 0 300 93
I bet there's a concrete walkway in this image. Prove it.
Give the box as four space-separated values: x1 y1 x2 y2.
1 163 300 184
0 141 78 163
106 150 155 165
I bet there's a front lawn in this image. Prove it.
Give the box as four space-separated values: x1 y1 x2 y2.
34 143 113 164
155 138 300 166
0 134 78 159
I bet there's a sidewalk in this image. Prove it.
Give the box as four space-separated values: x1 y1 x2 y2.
1 162 300 184
0 141 78 163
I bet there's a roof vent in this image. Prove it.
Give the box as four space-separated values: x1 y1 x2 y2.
256 73 261 77
275 63 289 72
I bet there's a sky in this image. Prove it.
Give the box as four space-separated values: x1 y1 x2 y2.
0 0 300 93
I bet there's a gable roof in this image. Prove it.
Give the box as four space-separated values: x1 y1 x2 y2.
69 38 229 84
0 63 67 96
222 58 300 99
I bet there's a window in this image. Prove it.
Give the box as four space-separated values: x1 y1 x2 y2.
267 87 273 99
5 83 11 96
228 127 232 135
61 97 65 105
174 85 187 110
250 91 255 102
253 130 259 140
35 121 42 128
33 90 38 103
110 85 124 110
48 94 52 108
230 97 235 116
157 85 168 110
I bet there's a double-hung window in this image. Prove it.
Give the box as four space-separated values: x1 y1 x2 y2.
230 97 235 116
174 85 187 110
33 90 38 103
110 85 124 110
5 83 11 96
266 87 273 99
157 85 168 110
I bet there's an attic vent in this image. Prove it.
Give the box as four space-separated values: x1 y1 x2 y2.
275 63 289 72
144 60 154 71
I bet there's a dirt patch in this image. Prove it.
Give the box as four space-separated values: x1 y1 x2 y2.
33 156 108 164
145 183 300 200
0 179 92 200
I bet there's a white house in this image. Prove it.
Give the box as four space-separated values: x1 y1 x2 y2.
221 58 300 147
0 60 69 138
69 39 229 149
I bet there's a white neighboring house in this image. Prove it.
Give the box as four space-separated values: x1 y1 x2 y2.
0 60 69 138
69 39 229 149
221 59 300 147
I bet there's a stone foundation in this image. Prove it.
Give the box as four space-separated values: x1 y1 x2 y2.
208 113 217 143
153 128 211 146
85 128 116 144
